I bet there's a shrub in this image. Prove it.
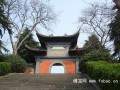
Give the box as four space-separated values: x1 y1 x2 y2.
6 55 27 73
81 50 112 62
0 54 7 62
86 61 120 90
79 50 112 72
0 62 11 76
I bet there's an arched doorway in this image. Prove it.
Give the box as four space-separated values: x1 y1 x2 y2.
50 63 65 74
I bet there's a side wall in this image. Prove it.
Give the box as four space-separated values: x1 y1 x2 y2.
39 60 76 74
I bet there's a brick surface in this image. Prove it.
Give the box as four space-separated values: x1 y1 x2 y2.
0 74 99 90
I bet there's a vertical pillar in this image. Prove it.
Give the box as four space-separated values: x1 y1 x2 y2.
47 45 51 56
35 58 40 73
66 45 70 56
76 58 79 73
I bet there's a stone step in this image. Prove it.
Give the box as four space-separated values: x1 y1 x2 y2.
0 73 100 90
0 87 95 90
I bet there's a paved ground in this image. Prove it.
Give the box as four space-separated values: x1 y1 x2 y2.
0 73 100 90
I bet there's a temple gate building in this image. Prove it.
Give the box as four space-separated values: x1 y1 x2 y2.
26 30 84 74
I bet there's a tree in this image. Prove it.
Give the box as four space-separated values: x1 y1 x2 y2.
79 50 112 73
83 34 109 53
5 0 56 55
113 0 120 9
17 28 40 63
0 0 12 53
109 0 120 61
78 0 114 47
80 34 112 72
0 0 11 37
0 40 9 53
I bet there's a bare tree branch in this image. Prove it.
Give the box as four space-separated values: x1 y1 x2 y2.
78 0 114 48
5 0 57 54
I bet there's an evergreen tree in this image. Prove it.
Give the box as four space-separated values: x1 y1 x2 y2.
80 34 112 72
0 40 9 53
83 34 109 53
0 0 11 53
17 28 40 63
109 0 120 61
0 0 11 36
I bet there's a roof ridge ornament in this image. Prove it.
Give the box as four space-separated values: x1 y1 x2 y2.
49 34 53 36
64 33 67 36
